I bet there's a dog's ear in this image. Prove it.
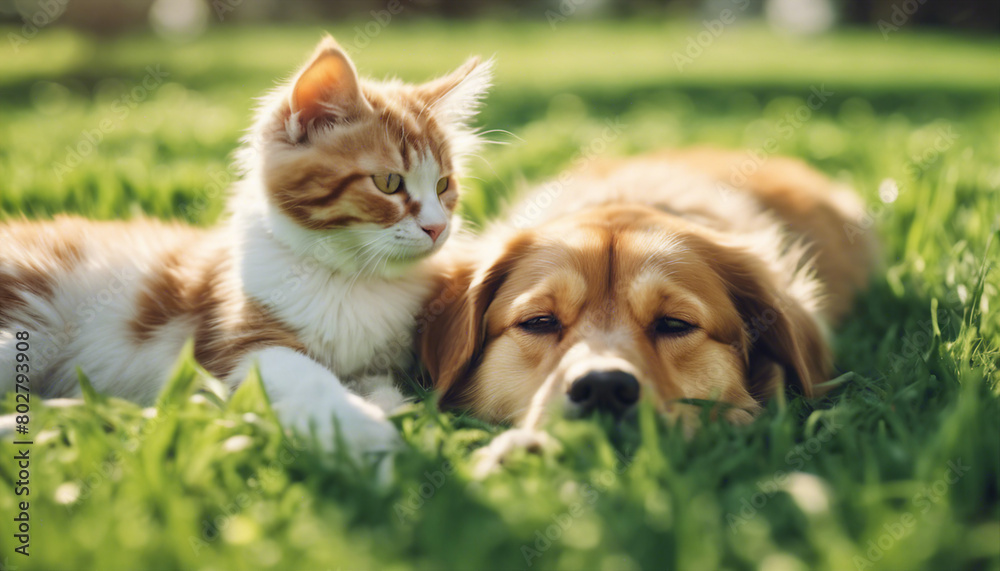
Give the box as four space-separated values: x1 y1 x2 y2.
702 240 831 400
419 234 533 403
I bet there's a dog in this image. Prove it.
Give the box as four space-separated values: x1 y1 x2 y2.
418 147 877 470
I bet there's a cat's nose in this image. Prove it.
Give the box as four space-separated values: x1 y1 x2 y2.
421 223 446 242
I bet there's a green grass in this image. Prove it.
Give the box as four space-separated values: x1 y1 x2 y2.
1 20 999 571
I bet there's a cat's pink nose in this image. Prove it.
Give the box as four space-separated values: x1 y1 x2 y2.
421 223 446 242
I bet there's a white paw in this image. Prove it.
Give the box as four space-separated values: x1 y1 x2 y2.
272 389 403 462
472 428 560 479
244 347 404 465
353 374 412 416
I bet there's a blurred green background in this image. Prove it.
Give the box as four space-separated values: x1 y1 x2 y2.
1 2 999 571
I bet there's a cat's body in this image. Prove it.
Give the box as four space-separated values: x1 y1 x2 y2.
0 208 426 404
0 37 491 458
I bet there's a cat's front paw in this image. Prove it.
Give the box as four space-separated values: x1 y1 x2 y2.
247 347 404 463
348 374 412 416
272 389 403 461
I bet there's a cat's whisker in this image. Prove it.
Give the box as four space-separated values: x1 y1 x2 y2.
365 242 393 274
352 237 386 250
376 245 399 276
461 153 514 197
371 243 394 274
348 242 391 290
476 128 522 143
357 241 385 271
325 239 382 264
465 152 503 178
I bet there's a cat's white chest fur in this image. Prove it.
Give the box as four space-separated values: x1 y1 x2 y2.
221 193 437 460
233 205 432 380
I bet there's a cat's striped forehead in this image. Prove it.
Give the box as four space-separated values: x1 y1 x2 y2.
366 87 454 174
264 86 459 231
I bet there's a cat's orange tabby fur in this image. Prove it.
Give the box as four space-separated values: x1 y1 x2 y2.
0 37 492 460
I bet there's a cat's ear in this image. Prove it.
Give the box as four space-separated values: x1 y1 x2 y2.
419 56 494 128
288 36 371 135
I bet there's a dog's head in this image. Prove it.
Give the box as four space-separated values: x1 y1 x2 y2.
420 204 830 428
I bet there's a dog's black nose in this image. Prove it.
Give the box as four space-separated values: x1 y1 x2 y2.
568 370 640 417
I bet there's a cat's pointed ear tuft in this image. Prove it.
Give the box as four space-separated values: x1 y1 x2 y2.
420 56 494 128
288 36 370 137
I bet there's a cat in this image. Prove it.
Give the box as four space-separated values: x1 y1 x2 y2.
0 36 492 461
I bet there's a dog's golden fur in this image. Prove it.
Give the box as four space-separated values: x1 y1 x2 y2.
420 148 877 431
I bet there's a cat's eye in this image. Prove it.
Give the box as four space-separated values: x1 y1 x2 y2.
372 173 402 194
436 177 450 194
654 317 696 337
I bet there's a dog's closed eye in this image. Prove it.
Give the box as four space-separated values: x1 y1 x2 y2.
653 317 696 337
517 315 561 334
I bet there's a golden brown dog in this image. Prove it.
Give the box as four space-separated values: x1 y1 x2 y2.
419 148 877 466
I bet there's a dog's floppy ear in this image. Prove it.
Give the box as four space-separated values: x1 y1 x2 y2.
703 240 831 400
419 234 533 402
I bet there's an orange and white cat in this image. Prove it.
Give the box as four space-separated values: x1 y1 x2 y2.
0 37 492 460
